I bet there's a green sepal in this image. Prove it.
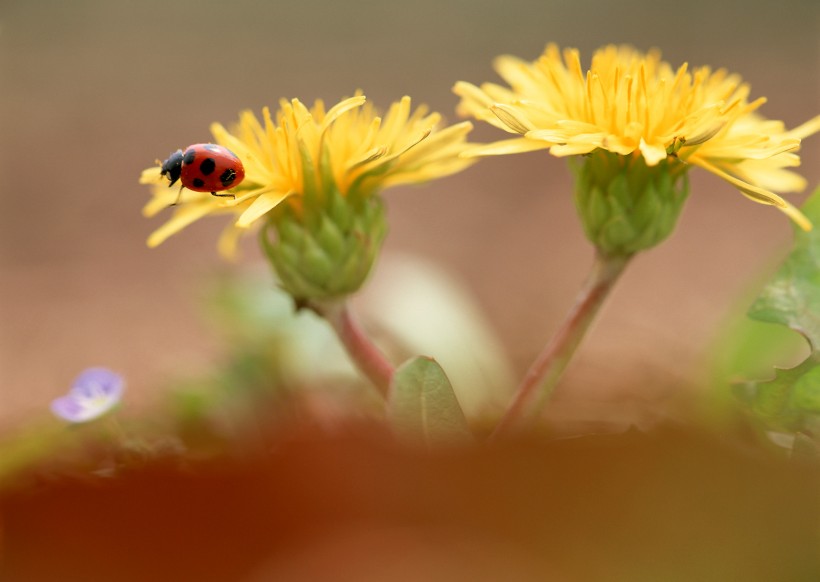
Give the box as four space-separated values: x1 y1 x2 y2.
296 138 319 202
572 151 689 257
262 186 387 302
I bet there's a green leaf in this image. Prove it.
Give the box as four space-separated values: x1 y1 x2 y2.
740 187 820 438
749 191 820 349
388 356 472 446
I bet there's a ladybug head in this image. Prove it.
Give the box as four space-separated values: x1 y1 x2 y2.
160 149 184 187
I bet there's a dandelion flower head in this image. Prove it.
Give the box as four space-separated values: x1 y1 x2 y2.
455 44 820 229
141 94 474 256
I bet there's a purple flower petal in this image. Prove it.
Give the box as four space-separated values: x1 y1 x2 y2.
71 368 124 399
51 367 125 423
51 396 87 422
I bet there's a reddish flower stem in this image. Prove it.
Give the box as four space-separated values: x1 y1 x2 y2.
491 253 630 439
314 300 395 398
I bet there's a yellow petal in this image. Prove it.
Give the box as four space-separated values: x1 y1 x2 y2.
452 81 494 108
142 187 209 217
490 104 534 134
139 167 163 185
147 202 216 247
217 223 245 260
784 114 820 140
320 95 367 133
690 157 812 230
235 191 292 228
142 189 175 217
460 138 552 157
731 160 807 193
549 143 599 156
779 203 814 232
526 128 570 142
639 139 668 166
210 122 250 157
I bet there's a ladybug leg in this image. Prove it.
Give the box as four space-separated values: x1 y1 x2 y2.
211 191 236 200
171 184 185 206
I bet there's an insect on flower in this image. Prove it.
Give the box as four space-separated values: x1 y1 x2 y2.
140 95 476 257
160 143 245 205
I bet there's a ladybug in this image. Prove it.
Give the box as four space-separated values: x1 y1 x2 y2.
160 143 245 204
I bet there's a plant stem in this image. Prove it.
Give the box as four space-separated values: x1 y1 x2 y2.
313 300 395 398
491 252 631 439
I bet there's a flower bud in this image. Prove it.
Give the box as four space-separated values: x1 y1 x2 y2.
571 151 689 257
262 187 388 302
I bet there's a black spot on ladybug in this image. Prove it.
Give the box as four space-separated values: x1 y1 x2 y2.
192 178 205 188
203 144 222 153
183 148 196 165
199 158 216 175
220 168 237 187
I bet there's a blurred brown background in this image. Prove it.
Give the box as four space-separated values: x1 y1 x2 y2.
1 0 818 429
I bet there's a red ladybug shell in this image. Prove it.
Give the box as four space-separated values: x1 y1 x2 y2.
179 144 245 193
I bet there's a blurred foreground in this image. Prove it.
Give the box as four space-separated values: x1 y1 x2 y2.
2 423 818 581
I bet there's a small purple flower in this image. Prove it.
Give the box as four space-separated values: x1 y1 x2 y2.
51 368 125 423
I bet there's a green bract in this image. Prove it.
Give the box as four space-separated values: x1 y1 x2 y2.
572 151 689 257
261 188 387 302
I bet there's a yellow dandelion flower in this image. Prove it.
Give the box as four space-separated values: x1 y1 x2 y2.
141 94 474 256
455 44 820 230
